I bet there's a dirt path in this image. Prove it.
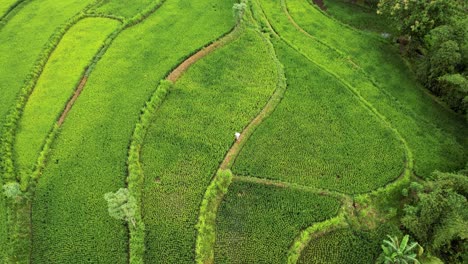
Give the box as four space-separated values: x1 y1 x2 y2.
57 76 87 126
167 28 239 82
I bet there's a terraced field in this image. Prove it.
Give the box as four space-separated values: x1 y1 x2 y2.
0 0 466 263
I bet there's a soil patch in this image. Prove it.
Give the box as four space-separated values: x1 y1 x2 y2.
312 0 327 11
57 76 87 126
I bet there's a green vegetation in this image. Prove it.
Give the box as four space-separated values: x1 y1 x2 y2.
380 234 421 264
31 0 237 262
0 0 93 127
196 169 233 264
0 192 5 261
257 0 466 177
234 37 405 193
141 25 277 263
401 170 468 263
299 225 401 263
14 17 119 180
127 79 171 263
0 0 466 262
90 0 154 18
378 0 467 118
215 180 341 263
0 0 21 18
323 0 395 34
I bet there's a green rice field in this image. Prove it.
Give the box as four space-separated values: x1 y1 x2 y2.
0 0 466 263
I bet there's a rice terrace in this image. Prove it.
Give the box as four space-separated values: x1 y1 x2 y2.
0 0 466 263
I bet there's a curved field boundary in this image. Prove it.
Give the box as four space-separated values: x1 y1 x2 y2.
2 1 166 263
287 212 348 263
284 0 466 138
166 27 240 82
0 0 28 28
125 7 241 263
193 7 288 263
0 2 104 261
253 2 414 261
257 0 412 191
28 0 166 186
29 0 166 260
303 0 463 115
0 0 101 183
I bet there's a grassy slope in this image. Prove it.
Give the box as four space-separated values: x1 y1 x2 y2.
257 0 466 177
234 37 404 193
140 28 277 262
31 0 236 262
285 0 467 176
215 180 341 263
298 225 400 264
0 0 93 127
0 0 18 17
14 18 119 178
91 0 154 18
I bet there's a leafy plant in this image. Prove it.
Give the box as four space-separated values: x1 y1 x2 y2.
380 235 420 264
104 188 137 228
2 182 23 203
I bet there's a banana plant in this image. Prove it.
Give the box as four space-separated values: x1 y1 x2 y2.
381 234 420 264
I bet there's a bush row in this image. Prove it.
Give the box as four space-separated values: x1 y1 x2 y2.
195 169 233 264
0 0 101 187
288 213 347 264
126 80 171 264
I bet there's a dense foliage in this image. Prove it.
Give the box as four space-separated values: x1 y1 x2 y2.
401 170 468 263
378 0 468 118
380 235 420 264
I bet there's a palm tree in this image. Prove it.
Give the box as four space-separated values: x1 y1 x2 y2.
381 234 420 264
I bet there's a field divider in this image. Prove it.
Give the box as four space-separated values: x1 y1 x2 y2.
0 0 28 29
0 1 169 262
124 3 244 263
258 0 413 191
283 0 460 130
193 4 290 263
287 209 349 264
233 175 347 200
0 1 110 261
